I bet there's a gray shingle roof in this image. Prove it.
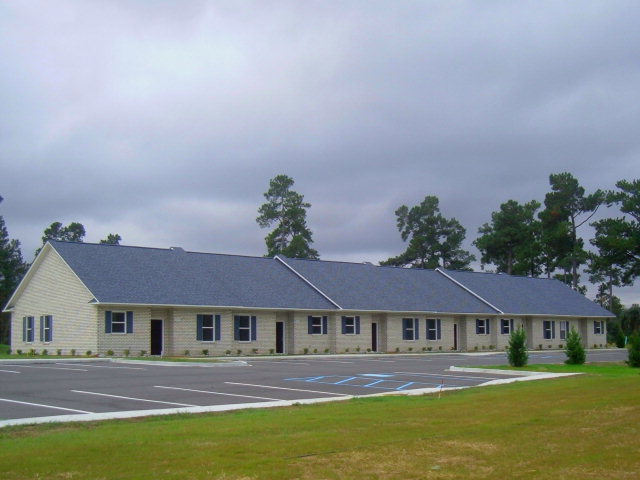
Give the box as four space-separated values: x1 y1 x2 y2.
441 269 613 317
50 241 336 310
277 257 497 314
48 241 614 317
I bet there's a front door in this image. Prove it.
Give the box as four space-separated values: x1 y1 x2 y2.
151 319 163 356
276 321 285 354
453 323 458 351
371 322 378 352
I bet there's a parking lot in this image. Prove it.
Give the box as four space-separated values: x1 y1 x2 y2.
0 349 626 426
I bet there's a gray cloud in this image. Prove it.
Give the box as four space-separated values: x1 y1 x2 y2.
1 1 638 304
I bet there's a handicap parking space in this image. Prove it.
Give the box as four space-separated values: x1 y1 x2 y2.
0 350 628 425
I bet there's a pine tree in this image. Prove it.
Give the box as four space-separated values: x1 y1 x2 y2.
564 327 586 365
507 327 528 367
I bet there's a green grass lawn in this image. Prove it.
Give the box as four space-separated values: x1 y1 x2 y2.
1 363 638 479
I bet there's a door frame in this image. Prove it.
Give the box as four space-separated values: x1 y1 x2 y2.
150 319 164 356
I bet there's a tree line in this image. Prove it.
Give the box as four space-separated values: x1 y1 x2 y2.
0 172 638 344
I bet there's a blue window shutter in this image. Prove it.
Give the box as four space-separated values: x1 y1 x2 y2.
22 317 26 342
341 316 346 335
105 311 112 334
475 319 480 335
322 316 328 335
436 319 441 340
196 314 203 341
234 317 240 341
251 316 257 341
487 319 491 335
402 318 409 340
308 316 313 335
415 319 419 340
39 316 44 342
355 316 361 335
215 315 221 341
126 311 134 334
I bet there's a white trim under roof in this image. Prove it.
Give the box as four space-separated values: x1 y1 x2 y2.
435 268 504 314
274 255 343 310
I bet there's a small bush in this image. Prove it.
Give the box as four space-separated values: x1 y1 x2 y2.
202 349 209 356
123 349 130 357
184 350 190 356
29 348 36 356
366 348 371 353
558 344 563 349
593 344 598 349
356 346 361 352
71 349 76 356
408 347 413 352
395 347 400 353
236 349 242 355
507 327 528 367
269 348 275 355
626 333 640 368
303 348 309 354
56 349 62 356
139 350 147 357
226 350 231 355
538 344 543 350
345 348 350 353
41 349 48 356
438 346 442 351
489 345 494 350
107 350 114 356
427 346 432 351
473 345 479 351
324 348 330 354
313 348 318 354
16 349 22 355
85 350 92 356
565 328 586 365
252 348 258 354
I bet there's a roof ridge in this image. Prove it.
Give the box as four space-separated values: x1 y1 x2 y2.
275 256 343 309
435 268 503 314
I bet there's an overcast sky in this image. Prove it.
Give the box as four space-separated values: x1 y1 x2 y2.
1 1 638 305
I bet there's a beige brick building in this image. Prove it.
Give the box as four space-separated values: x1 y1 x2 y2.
4 241 613 356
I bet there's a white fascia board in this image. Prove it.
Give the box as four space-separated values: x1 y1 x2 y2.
273 255 342 309
92 302 340 312
435 268 504 314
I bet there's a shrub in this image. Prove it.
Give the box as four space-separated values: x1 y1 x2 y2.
41 349 48 356
303 348 309 354
565 328 586 365
252 348 258 354
366 348 371 353
427 346 432 351
85 350 92 356
56 349 62 356
345 348 350 353
395 347 400 353
236 349 242 355
438 346 442 351
356 347 361 352
408 347 413 352
184 350 190 356
139 350 147 357
16 349 22 355
627 333 640 368
489 345 494 350
269 348 275 355
226 350 231 355
313 348 318 354
107 350 114 356
324 348 330 353
507 327 528 367
70 349 76 356
29 348 36 356
123 349 130 357
538 344 543 350
202 349 209 356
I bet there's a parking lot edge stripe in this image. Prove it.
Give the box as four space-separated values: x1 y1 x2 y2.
225 382 350 397
0 397 94 414
4 365 89 372
154 386 281 401
0 369 20 374
71 390 196 407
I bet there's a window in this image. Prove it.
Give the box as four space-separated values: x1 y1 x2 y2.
234 315 256 342
105 311 133 334
594 320 604 335
559 321 570 340
543 320 556 340
111 312 126 333
23 316 34 343
402 318 419 341
426 318 441 341
197 314 221 342
40 315 53 342
476 318 490 335
308 316 328 335
341 316 360 335
500 319 514 335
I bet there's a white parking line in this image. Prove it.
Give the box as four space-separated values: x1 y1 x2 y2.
0 369 20 374
360 359 396 363
394 371 500 380
56 363 145 370
71 390 196 407
0 397 94 414
311 360 354 364
4 365 89 372
251 360 310 366
225 382 350 396
154 386 282 401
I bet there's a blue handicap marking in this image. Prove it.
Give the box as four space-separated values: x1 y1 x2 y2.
284 373 442 391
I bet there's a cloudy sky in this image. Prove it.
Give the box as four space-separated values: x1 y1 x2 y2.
1 1 638 305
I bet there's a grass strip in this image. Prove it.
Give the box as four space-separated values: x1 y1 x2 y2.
1 363 638 479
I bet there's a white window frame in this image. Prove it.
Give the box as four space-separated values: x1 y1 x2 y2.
403 318 417 341
25 316 35 343
201 314 215 342
426 318 441 341
559 321 570 340
310 316 325 335
343 316 356 335
43 315 53 343
236 315 252 342
476 318 490 335
500 318 514 335
111 311 127 334
543 320 556 340
594 320 604 335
